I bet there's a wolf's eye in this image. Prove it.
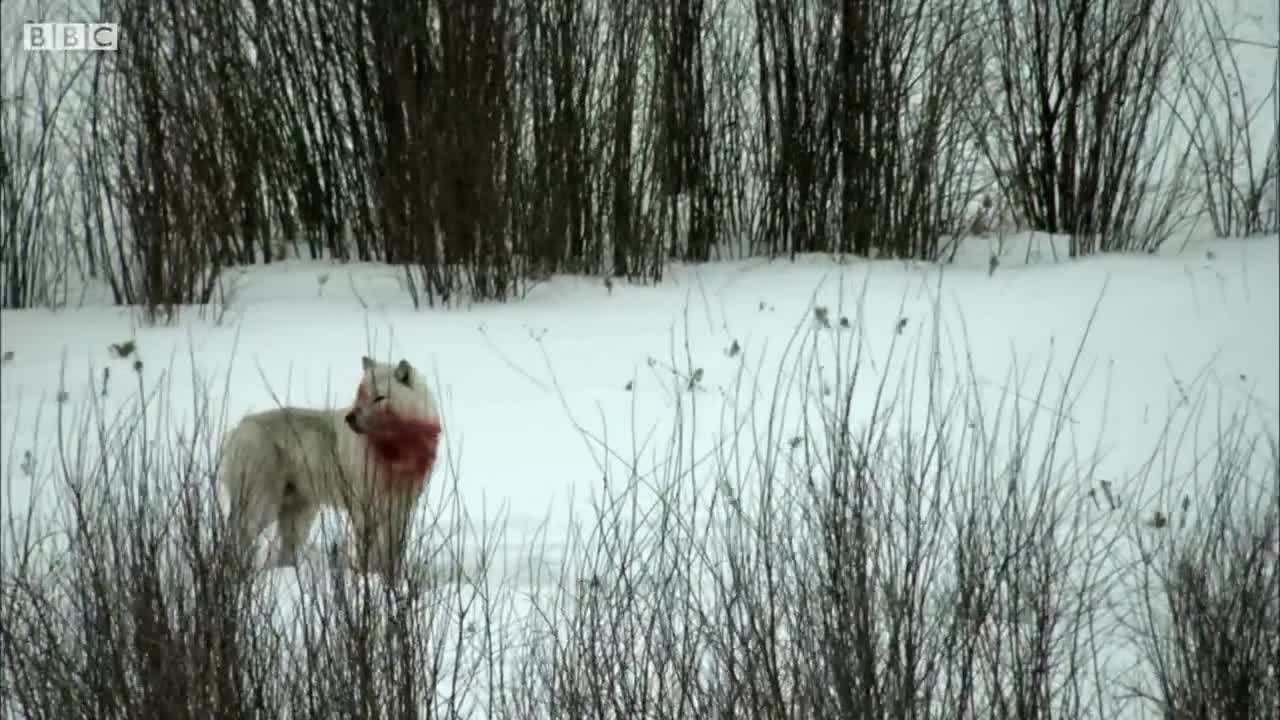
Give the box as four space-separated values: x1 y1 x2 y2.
373 395 387 404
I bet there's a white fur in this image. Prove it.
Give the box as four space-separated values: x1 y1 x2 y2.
218 356 440 575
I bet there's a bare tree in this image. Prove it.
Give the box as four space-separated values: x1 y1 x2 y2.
519 0 602 276
602 0 650 280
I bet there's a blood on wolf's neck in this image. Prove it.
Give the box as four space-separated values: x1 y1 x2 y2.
361 414 442 491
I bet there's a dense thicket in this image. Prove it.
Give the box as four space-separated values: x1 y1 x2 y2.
2 0 1274 314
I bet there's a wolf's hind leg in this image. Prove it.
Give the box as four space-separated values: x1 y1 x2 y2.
222 472 279 570
275 483 318 567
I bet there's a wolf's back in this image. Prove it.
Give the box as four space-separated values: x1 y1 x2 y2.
241 407 339 449
218 407 343 510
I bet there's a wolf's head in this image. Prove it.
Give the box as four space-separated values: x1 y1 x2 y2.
345 356 442 482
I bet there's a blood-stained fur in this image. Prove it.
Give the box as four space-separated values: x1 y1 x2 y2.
218 356 442 575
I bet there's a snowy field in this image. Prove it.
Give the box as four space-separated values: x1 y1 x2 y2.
2 232 1277 717
1 0 1277 713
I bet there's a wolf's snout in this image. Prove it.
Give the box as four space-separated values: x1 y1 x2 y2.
344 412 364 433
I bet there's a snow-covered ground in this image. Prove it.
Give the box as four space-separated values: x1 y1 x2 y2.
2 232 1277 716
2 0 1276 713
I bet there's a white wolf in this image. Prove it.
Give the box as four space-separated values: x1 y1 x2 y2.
218 356 443 575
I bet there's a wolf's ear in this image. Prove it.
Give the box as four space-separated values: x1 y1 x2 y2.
395 359 412 385
361 355 376 371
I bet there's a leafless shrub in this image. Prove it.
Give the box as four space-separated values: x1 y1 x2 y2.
600 0 653 281
0 353 508 718
750 0 983 260
1121 391 1280 719
6 296 1277 718
0 1 94 309
494 295 1164 719
15 0 1252 310
516 0 602 278
978 0 1186 256
1168 0 1279 238
100 0 279 321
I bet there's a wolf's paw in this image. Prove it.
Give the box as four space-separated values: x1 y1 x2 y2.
330 539 383 576
327 539 355 572
270 548 300 569
417 560 469 587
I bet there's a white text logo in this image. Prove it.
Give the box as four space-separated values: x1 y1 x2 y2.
23 23 119 51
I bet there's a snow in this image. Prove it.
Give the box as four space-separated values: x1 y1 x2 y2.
2 0 1277 712
2 232 1277 716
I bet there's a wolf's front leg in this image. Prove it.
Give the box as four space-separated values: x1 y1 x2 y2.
344 505 398 576
373 504 414 577
346 501 411 577
343 507 375 574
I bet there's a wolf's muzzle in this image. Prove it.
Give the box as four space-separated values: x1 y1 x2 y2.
344 412 365 434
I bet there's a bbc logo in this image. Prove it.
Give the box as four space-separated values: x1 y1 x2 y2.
23 23 119 51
